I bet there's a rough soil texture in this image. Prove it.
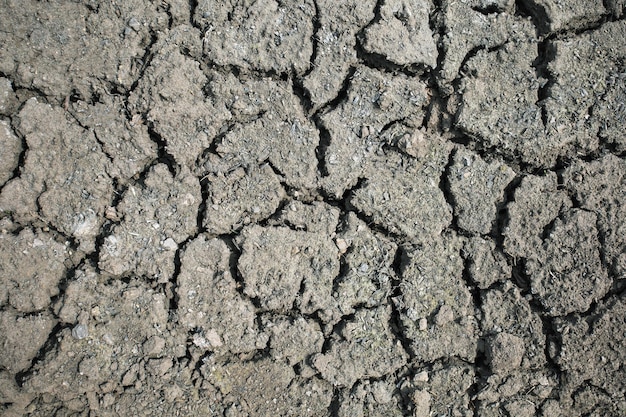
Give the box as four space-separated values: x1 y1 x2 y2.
0 1 625 416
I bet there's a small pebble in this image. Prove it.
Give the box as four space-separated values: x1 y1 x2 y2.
161 238 178 251
418 318 428 331
72 324 88 340
414 370 429 382
335 238 348 254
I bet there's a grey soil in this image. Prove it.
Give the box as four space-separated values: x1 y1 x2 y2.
0 1 625 416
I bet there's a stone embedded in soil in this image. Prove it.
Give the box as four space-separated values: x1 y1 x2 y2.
312 306 407 387
0 119 21 187
396 233 477 362
447 148 516 235
176 235 266 354
263 315 324 366
503 172 571 259
564 154 626 277
481 282 546 369
237 224 339 317
0 228 69 313
545 20 626 153
554 295 626 413
206 358 333 417
194 0 315 74
526 209 611 316
99 164 200 281
438 1 534 92
0 0 168 100
0 310 57 373
319 66 430 198
203 163 286 234
303 0 376 110
520 0 606 33
361 0 437 68
350 150 452 243
129 26 232 169
464 236 511 289
334 212 397 315
71 96 157 182
0 99 113 252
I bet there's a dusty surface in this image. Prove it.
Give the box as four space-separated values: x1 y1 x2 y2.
0 1 625 416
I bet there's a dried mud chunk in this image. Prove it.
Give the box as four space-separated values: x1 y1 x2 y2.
607 0 625 15
457 42 564 167
0 370 34 416
24 278 172 398
555 296 626 410
351 150 452 243
520 0 606 33
216 84 319 191
504 172 571 259
203 164 285 234
485 333 525 374
312 306 407 387
71 96 157 182
0 77 18 115
0 0 168 100
276 201 340 235
238 225 339 316
570 384 626 417
476 370 558 416
336 378 406 417
99 164 200 281
0 120 21 187
565 155 626 276
526 209 610 316
0 310 56 373
0 229 69 313
303 0 376 109
129 27 232 169
195 0 315 74
464 237 511 289
412 363 475 417
334 212 397 315
438 1 534 92
94 361 219 417
397 234 477 362
263 316 324 366
0 99 113 252
320 67 429 198
545 21 626 153
466 0 515 11
448 148 515 234
177 236 265 354
481 283 546 369
207 358 332 417
362 0 437 68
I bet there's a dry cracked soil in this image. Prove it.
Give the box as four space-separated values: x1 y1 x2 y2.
0 1 625 416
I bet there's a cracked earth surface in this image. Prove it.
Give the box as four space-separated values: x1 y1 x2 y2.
0 0 625 416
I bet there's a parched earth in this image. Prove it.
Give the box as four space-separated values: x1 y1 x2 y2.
0 1 625 416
